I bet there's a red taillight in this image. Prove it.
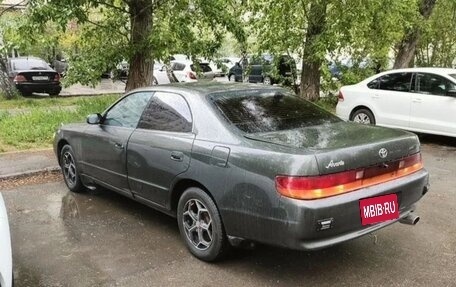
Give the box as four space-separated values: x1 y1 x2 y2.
187 71 197 80
13 75 27 82
276 153 423 200
338 90 344 102
53 73 60 82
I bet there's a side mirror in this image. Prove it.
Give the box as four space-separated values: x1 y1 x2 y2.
87 113 102 124
447 89 456 97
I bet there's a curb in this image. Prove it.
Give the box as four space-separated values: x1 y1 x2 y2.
0 166 61 181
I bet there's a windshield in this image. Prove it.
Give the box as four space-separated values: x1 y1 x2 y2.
12 59 51 71
211 90 340 133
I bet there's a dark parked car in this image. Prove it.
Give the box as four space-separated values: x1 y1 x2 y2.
54 83 429 261
228 54 297 85
7 57 62 96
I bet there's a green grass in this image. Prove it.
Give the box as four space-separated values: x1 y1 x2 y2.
0 94 120 152
315 96 338 114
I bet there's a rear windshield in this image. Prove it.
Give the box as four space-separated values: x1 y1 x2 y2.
211 90 340 133
11 59 51 71
191 63 212 73
450 74 456 80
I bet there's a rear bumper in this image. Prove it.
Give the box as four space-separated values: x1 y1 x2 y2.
335 103 350 121
227 169 429 250
15 82 61 94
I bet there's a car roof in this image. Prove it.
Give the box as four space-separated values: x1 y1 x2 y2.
383 67 456 74
360 67 456 84
9 56 46 62
130 82 284 97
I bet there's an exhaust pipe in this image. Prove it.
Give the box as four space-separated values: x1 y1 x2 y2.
399 213 420 225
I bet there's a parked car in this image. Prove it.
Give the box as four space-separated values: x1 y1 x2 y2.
54 83 429 262
152 62 177 85
336 67 456 137
7 57 62 96
170 60 214 82
228 54 297 85
0 193 13 287
220 57 240 72
52 58 69 77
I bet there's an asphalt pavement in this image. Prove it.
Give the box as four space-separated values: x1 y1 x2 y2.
0 135 455 286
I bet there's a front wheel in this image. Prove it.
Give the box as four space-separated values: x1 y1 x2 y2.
177 187 229 262
60 144 85 193
350 108 376 125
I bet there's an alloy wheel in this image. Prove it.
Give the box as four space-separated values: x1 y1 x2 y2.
63 151 77 187
353 113 371 124
182 199 213 250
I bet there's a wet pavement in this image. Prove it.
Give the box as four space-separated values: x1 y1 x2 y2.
0 149 57 179
1 135 456 287
60 79 125 96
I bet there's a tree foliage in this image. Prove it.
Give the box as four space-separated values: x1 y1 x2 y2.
8 0 245 91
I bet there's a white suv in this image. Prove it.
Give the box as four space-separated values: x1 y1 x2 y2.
336 68 456 137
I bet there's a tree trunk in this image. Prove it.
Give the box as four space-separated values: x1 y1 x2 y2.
0 57 17 99
393 0 437 69
300 1 328 101
125 0 154 92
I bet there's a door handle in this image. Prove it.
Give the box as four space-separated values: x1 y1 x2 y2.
114 142 124 149
170 151 184 162
412 98 422 103
372 94 380 99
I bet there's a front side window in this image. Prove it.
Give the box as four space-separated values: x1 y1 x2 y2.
103 92 153 128
138 92 192 132
377 73 412 92
417 73 456 96
212 90 340 134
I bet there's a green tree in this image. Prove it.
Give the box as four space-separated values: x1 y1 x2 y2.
247 0 416 101
19 0 245 91
393 0 437 68
416 0 456 67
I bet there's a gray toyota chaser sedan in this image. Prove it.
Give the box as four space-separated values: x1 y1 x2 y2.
54 83 430 261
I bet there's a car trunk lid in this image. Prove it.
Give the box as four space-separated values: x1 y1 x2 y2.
16 70 59 83
246 122 420 175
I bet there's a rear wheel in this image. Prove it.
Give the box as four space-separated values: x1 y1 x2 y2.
60 144 85 193
177 187 229 262
351 108 375 125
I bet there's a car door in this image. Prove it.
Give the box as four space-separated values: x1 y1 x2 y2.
409 73 456 135
80 92 153 195
366 72 413 129
127 91 195 208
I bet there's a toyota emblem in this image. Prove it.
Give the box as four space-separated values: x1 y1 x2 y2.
378 148 388 159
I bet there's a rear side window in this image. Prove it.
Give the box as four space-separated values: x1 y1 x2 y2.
417 73 456 96
171 63 185 71
370 73 412 92
11 59 51 71
450 74 456 80
138 92 192 132
212 90 340 133
190 63 212 73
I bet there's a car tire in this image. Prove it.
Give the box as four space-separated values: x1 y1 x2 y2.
177 187 229 262
263 76 272 85
60 144 85 193
350 108 376 125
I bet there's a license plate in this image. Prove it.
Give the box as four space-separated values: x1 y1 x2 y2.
359 194 398 225
32 76 48 81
